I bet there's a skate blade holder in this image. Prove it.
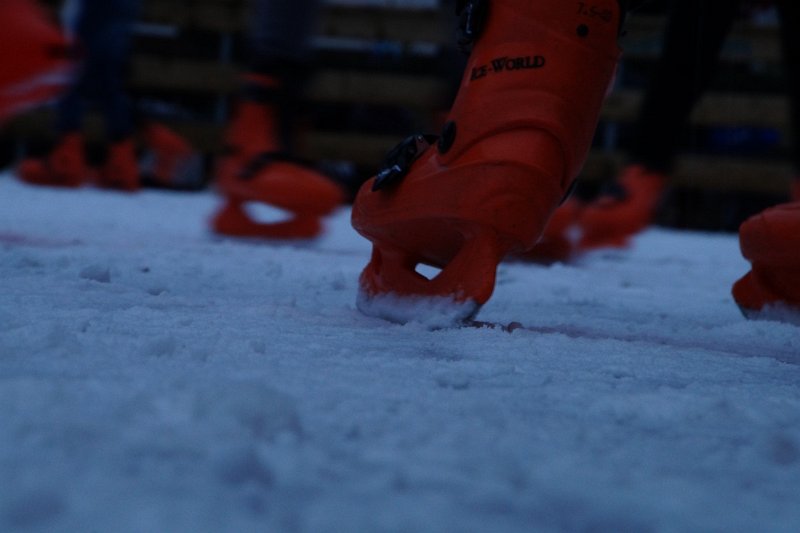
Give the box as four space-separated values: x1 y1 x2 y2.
356 223 506 326
213 155 343 239
733 269 800 325
733 203 800 322
211 197 323 239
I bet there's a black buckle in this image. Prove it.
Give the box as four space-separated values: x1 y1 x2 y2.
372 134 438 191
456 0 490 54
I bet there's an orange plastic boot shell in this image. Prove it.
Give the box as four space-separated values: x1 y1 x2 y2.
0 0 72 123
213 94 342 239
732 201 800 316
352 0 621 313
578 164 667 249
18 133 87 187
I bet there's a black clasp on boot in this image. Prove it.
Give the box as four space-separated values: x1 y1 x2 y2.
456 0 490 54
372 134 438 191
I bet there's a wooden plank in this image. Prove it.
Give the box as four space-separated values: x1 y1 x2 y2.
305 131 397 164
689 93 790 130
601 89 790 130
139 1 245 32
130 56 449 108
673 155 792 194
137 5 782 64
309 69 448 108
130 53 790 131
128 55 791 131
131 57 240 93
319 6 447 44
581 151 793 195
140 1 446 43
621 15 782 62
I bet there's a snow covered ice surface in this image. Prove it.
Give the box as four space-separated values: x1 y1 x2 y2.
0 173 799 533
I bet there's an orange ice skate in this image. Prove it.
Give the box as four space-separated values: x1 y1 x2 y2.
18 132 88 188
351 0 622 323
578 164 667 249
140 123 204 189
211 74 342 239
732 201 800 322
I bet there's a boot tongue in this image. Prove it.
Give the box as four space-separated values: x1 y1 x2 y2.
356 290 480 328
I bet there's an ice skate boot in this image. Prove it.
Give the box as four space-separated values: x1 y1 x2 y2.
732 201 800 322
578 164 667 249
211 74 343 239
17 132 87 188
140 122 204 189
351 0 622 323
98 138 140 192
0 0 72 123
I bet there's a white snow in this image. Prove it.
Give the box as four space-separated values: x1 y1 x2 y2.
0 174 799 532
356 290 481 328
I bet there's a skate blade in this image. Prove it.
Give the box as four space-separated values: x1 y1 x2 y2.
356 287 480 328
